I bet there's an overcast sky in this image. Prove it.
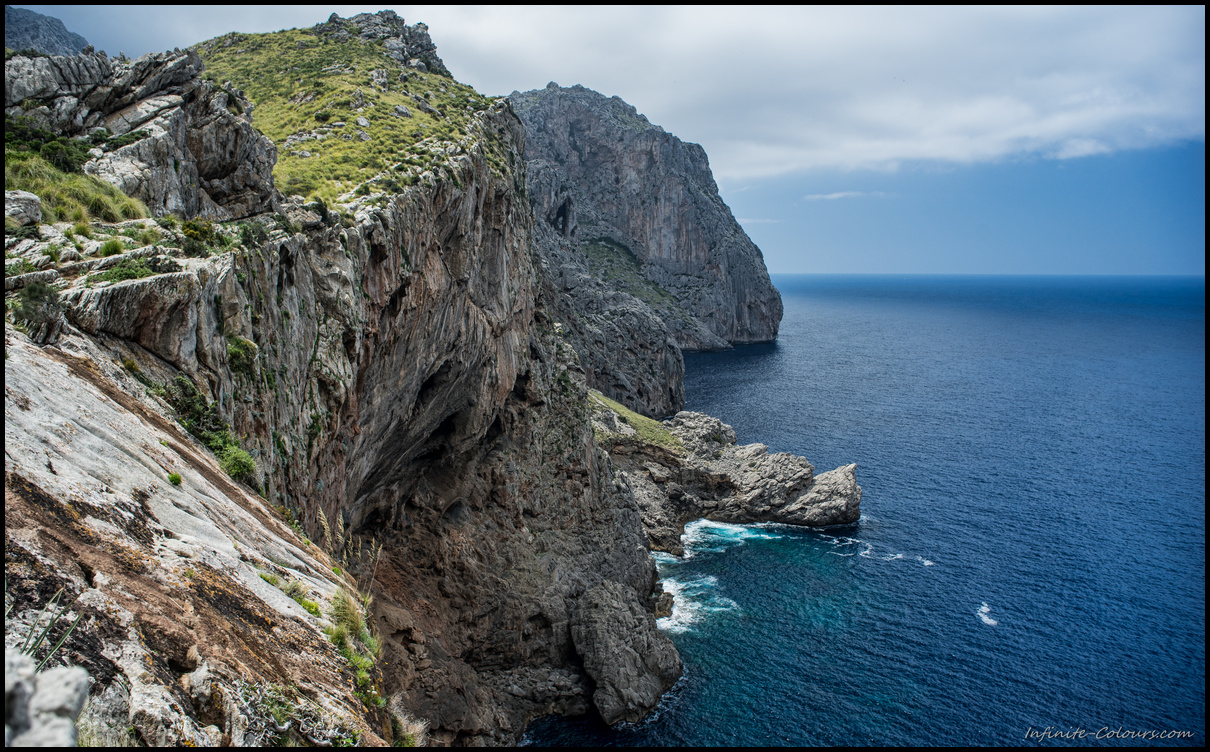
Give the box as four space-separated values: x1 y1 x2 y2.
17 5 1207 274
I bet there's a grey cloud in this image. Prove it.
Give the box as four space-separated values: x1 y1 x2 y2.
24 5 1204 179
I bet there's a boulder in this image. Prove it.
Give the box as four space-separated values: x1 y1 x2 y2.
569 581 682 725
5 190 42 226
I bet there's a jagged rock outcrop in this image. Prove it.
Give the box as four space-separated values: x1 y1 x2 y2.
4 5 90 57
5 49 278 219
594 406 862 555
569 581 683 724
510 83 783 417
311 10 452 77
5 329 390 746
5 46 674 739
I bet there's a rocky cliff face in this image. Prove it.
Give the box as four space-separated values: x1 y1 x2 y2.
509 83 783 417
5 49 278 219
6 11 857 747
4 5 90 57
5 30 679 744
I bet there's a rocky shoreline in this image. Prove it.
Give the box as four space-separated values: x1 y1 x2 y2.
5 10 859 746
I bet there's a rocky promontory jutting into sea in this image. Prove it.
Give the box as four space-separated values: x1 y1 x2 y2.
4 9 859 746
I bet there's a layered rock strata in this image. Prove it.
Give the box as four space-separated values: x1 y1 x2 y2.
5 49 278 219
5 47 675 742
5 16 859 746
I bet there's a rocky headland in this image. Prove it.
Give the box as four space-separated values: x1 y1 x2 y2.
511 83 784 417
5 10 858 746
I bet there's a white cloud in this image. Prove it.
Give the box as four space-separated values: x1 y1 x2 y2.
802 192 889 201
28 5 1205 179
412 5 1205 178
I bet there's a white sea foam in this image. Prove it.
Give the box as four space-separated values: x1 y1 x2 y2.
977 602 998 626
656 574 739 634
678 518 784 559
822 535 862 556
916 556 935 566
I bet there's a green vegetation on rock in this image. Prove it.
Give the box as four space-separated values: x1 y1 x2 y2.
196 26 497 204
96 257 153 283
580 238 685 316
4 153 148 224
589 390 684 454
14 281 61 327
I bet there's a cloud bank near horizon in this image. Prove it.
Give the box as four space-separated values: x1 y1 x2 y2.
20 5 1206 180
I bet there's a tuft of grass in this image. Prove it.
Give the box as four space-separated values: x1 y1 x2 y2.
138 226 161 246
281 579 307 600
330 587 364 638
258 572 280 586
167 472 182 486
388 696 429 748
98 238 124 257
5 153 147 224
590 391 684 454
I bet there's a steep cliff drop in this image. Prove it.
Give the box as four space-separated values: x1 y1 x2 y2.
511 83 784 417
5 11 855 747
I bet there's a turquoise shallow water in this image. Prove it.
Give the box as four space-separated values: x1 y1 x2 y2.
525 274 1205 746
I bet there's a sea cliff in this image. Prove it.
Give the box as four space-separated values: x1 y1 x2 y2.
5 10 858 746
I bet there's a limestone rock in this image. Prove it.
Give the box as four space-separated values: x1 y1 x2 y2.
597 409 861 554
4 650 90 747
511 83 783 350
5 48 279 220
5 190 42 226
569 581 682 724
312 11 452 78
4 6 90 57
510 84 782 417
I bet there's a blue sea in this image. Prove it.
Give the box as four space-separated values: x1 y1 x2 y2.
526 274 1205 746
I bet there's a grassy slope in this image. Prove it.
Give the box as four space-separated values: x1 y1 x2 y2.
580 237 691 322
5 153 148 224
196 26 497 204
590 390 684 454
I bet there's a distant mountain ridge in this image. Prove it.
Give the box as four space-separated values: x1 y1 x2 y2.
4 5 90 56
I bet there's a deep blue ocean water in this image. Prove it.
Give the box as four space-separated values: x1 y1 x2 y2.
526 274 1205 746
